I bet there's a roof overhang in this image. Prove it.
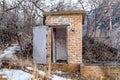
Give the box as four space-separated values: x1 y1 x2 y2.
43 10 86 24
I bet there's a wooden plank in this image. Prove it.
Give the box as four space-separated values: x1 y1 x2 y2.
43 10 85 16
52 64 80 71
46 28 52 79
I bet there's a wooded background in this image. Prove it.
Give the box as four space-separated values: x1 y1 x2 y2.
0 0 120 60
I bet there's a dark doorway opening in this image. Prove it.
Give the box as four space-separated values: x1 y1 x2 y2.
52 27 68 63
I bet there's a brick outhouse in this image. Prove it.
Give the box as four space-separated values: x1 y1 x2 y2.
43 10 85 65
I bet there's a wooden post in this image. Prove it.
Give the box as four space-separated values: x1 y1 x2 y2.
46 27 52 79
47 52 51 79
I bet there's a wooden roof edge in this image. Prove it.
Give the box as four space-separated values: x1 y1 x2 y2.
43 10 86 16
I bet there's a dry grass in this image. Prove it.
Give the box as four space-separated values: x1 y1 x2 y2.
1 54 119 79
17 55 52 80
80 66 120 80
32 64 43 80
83 36 118 63
0 53 51 80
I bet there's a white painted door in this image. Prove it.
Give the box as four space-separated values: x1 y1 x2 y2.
33 26 47 64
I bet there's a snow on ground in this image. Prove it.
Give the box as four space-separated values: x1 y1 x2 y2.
52 75 71 80
54 70 64 75
26 67 46 76
0 44 71 80
26 67 71 80
26 67 33 71
0 69 71 80
0 44 20 59
38 70 46 76
0 69 32 80
0 43 20 67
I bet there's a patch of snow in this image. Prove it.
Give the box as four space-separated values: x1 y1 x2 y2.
0 43 20 67
26 67 33 71
38 70 46 76
0 69 32 80
0 43 20 59
52 75 71 80
26 67 46 76
54 70 63 75
0 68 72 80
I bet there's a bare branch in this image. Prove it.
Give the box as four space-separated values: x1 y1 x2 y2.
30 0 45 12
5 0 24 12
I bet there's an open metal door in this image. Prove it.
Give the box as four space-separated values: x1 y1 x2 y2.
33 26 47 64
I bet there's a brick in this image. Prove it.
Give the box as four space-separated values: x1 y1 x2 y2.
46 14 83 64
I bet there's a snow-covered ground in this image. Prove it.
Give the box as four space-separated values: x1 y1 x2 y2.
0 44 71 80
0 43 20 59
0 43 20 67
0 69 32 80
0 68 71 80
52 75 71 80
